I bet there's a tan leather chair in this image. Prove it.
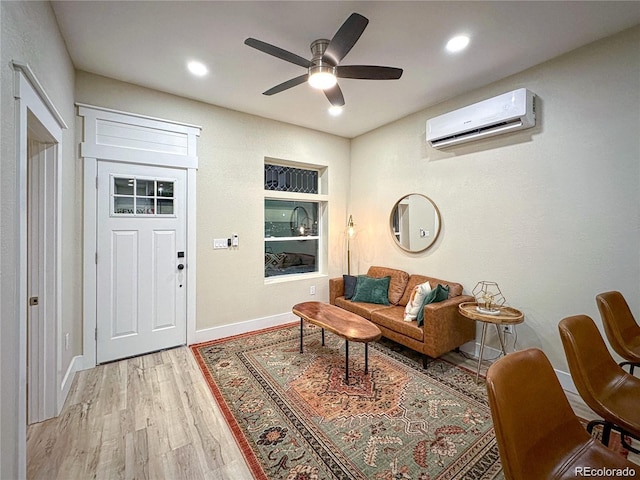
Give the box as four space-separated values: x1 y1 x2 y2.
486 348 637 480
558 314 640 454
596 291 640 375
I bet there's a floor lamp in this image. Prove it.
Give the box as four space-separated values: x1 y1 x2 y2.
347 215 355 275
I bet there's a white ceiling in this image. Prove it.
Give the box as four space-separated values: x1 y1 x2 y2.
51 1 640 138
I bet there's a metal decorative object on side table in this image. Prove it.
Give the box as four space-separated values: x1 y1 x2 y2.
458 302 524 383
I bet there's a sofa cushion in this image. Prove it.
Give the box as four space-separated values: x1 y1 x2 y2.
372 306 424 342
352 275 391 305
399 275 463 306
366 266 410 305
334 296 389 320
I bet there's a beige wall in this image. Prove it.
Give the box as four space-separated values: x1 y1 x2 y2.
2 3 638 476
75 72 352 330
1 1 77 478
349 26 640 372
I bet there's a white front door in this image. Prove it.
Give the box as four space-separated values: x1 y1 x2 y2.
96 161 187 363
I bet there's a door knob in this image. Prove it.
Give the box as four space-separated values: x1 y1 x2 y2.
177 264 185 270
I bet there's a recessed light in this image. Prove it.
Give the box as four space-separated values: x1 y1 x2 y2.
187 60 208 77
446 35 470 53
328 106 343 116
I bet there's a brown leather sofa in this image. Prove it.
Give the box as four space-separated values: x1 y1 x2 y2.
329 266 475 366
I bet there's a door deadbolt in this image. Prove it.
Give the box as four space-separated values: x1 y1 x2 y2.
29 297 39 306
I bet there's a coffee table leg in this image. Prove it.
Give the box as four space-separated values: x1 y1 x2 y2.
300 318 303 353
345 340 349 385
365 343 369 374
321 328 325 346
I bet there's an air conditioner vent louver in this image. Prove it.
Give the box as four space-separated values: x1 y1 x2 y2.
427 89 536 149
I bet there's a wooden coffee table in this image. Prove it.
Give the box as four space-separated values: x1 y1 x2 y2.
292 302 382 385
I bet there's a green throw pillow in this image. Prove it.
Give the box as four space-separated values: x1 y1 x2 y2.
416 284 449 326
351 275 391 305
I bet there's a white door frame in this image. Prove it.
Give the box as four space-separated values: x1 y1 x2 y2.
12 61 67 478
78 104 200 369
27 139 59 424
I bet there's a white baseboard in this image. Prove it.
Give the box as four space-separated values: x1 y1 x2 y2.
58 354 82 414
459 340 577 394
192 312 297 345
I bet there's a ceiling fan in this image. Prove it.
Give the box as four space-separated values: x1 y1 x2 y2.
244 13 403 107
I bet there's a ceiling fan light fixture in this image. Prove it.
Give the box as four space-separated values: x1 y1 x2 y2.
308 65 337 90
187 60 208 77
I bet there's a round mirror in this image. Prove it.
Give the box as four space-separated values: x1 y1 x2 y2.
390 194 441 253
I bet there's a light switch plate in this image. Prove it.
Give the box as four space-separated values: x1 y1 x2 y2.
213 238 228 249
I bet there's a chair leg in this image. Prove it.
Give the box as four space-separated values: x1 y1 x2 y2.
621 432 640 455
586 420 612 447
619 361 639 375
587 419 640 454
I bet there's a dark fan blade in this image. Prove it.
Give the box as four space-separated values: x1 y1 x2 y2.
263 75 308 96
323 13 369 66
324 83 345 107
245 38 312 68
337 65 403 80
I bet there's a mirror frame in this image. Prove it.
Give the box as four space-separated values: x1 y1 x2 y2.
389 193 441 253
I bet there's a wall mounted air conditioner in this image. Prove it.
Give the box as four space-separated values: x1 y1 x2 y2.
426 88 536 149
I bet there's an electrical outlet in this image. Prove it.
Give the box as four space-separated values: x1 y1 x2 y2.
310 285 316 295
503 325 513 335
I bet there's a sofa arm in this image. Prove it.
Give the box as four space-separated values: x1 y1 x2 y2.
424 294 474 319
422 294 476 357
329 277 344 305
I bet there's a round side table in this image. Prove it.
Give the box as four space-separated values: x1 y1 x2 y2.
458 302 524 383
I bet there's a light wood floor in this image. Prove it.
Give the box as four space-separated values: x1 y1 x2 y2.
27 345 638 479
27 346 252 480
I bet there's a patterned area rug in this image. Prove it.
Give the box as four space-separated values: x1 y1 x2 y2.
191 323 503 480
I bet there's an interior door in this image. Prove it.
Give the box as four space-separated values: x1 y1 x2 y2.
96 161 187 363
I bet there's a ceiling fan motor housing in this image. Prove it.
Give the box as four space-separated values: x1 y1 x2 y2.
309 39 336 75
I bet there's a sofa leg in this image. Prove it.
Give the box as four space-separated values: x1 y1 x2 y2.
422 355 431 369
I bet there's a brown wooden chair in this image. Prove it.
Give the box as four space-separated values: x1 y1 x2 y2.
558 314 640 454
596 290 640 375
486 347 637 480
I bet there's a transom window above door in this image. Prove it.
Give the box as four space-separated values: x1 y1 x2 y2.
111 176 175 216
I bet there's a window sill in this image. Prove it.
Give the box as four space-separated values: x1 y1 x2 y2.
264 272 327 285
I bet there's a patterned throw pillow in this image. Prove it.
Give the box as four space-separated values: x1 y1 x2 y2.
265 252 286 269
403 281 432 321
351 275 391 305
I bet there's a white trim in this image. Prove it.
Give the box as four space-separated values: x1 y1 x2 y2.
59 355 83 411
186 168 198 345
192 312 297 344
12 61 68 129
460 340 578 394
12 61 67 480
79 105 200 369
76 102 201 130
554 368 578 395
82 157 98 369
